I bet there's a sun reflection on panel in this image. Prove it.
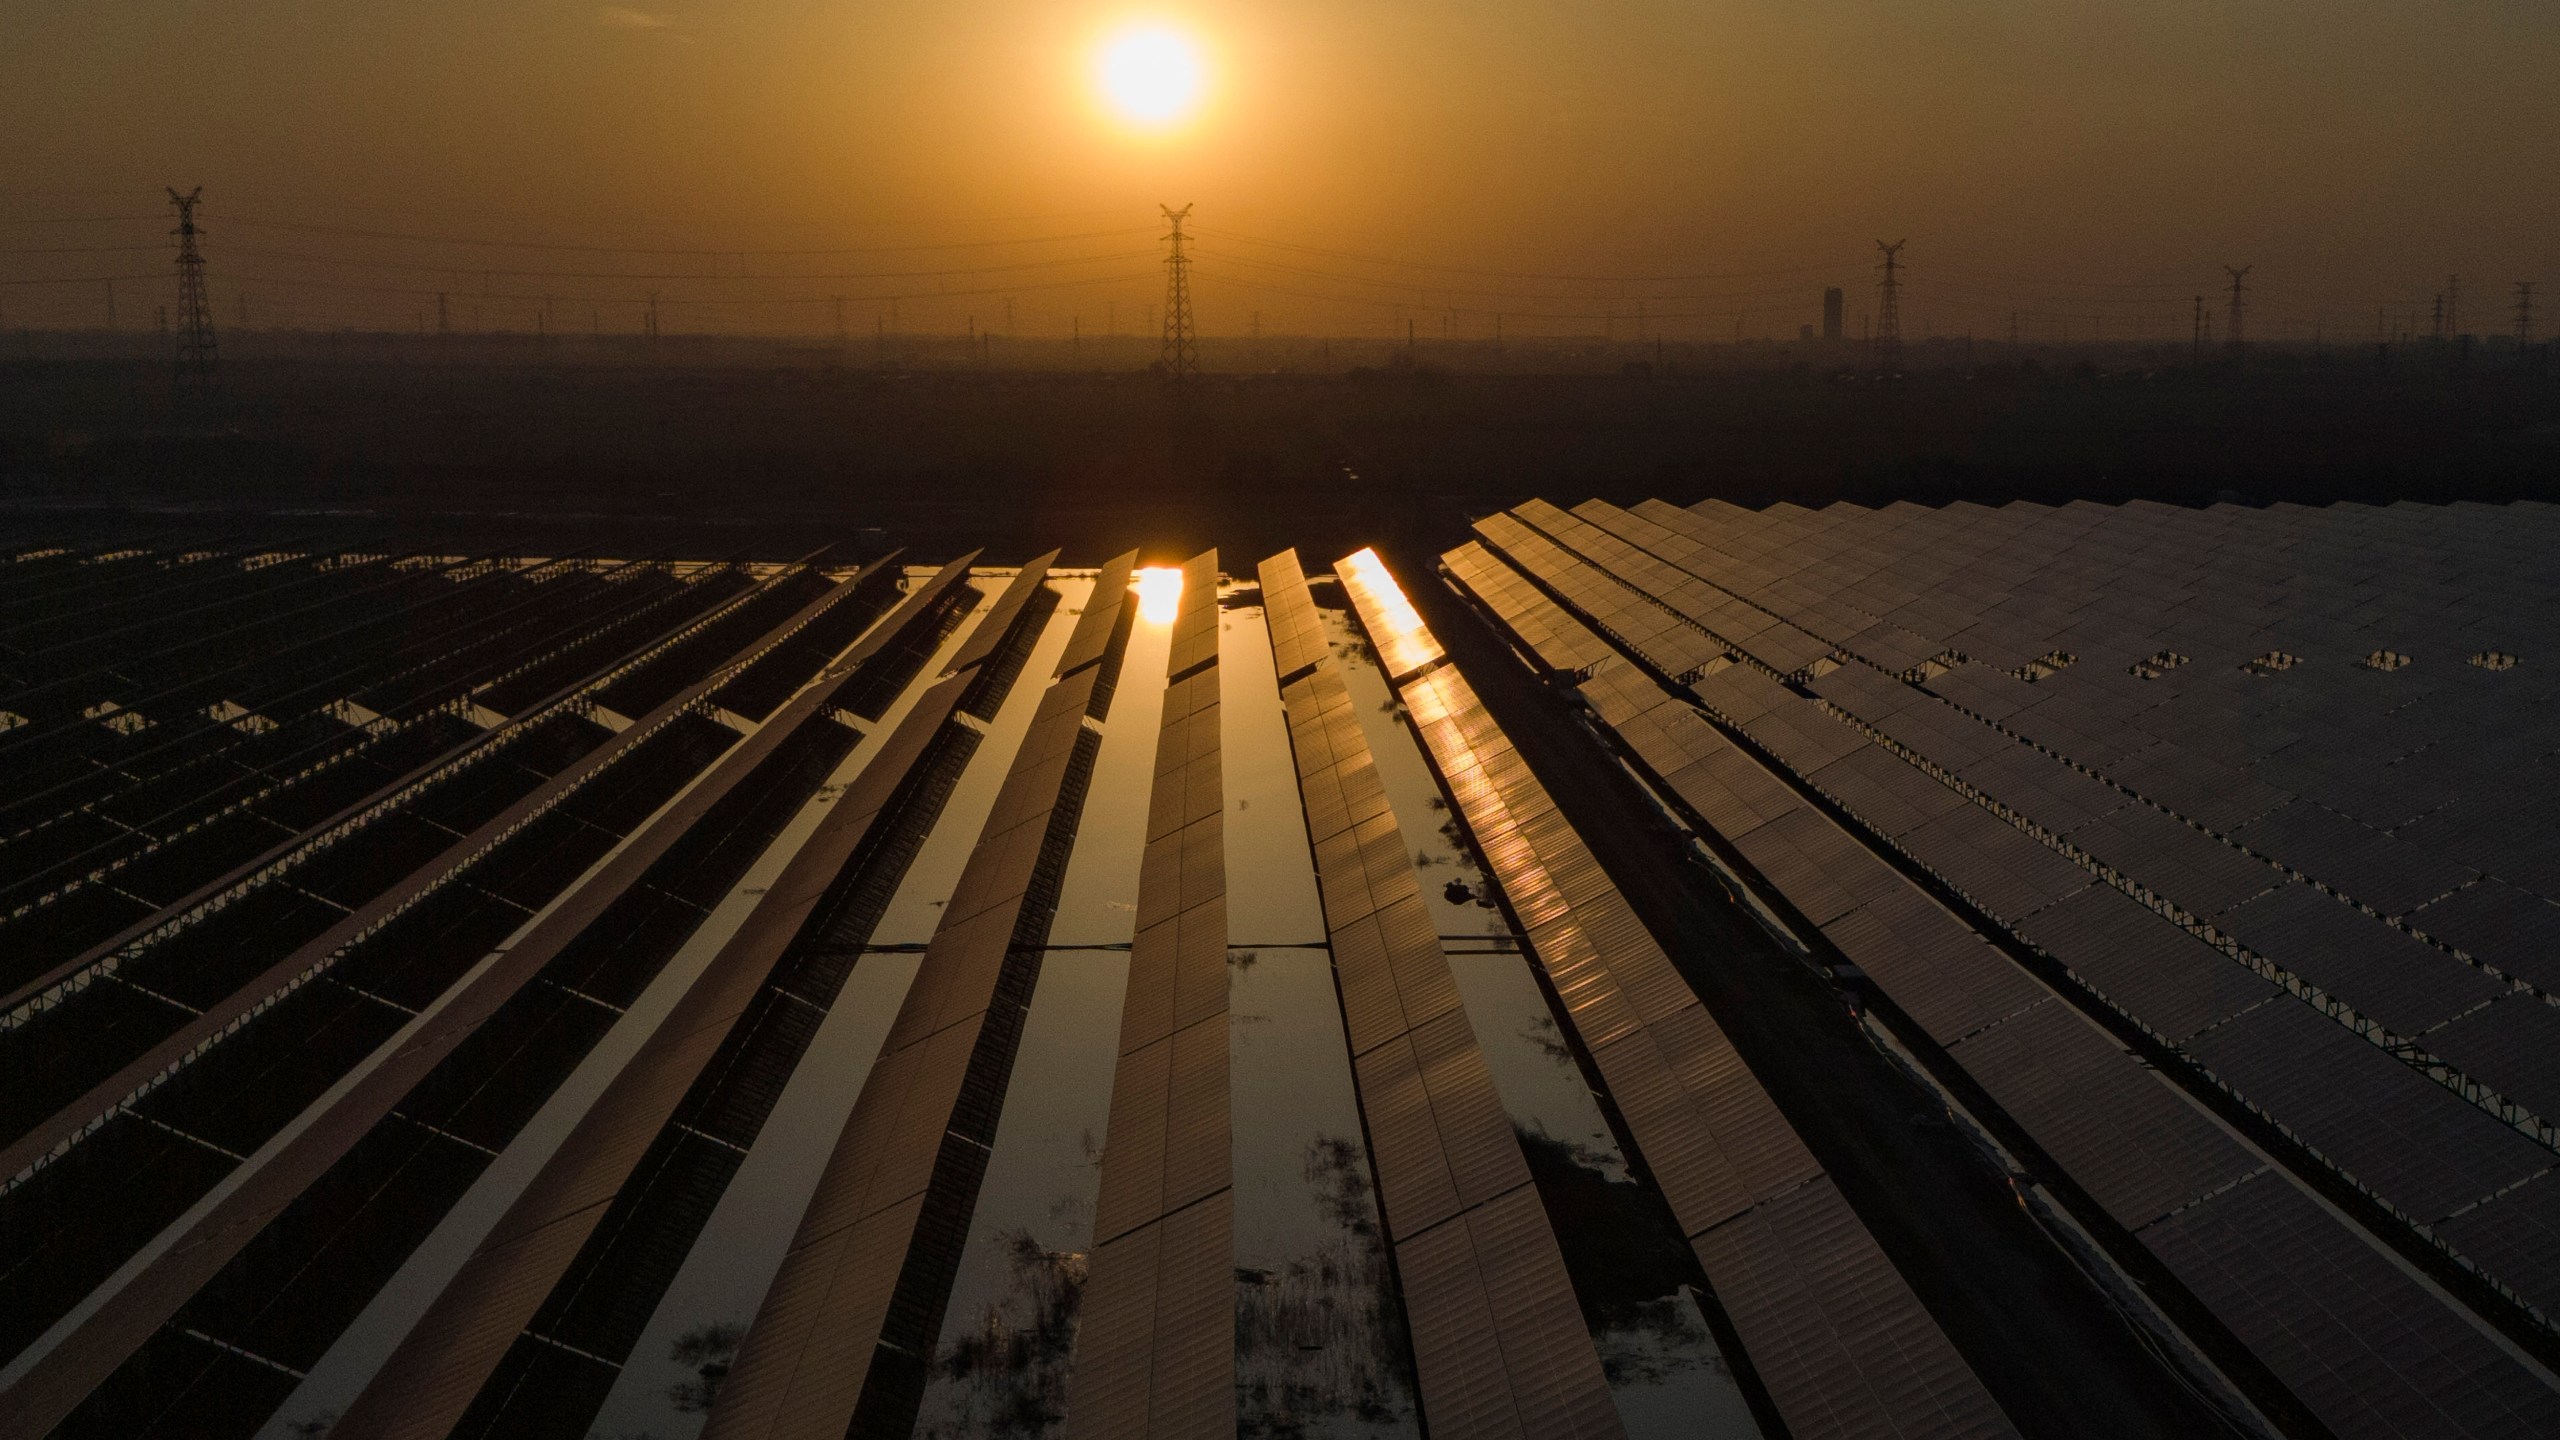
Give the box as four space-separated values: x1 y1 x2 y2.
1335 547 1445 679
1134 565 1185 624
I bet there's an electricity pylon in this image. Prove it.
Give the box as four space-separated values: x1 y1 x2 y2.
1874 240 1905 374
1160 205 1198 379
168 187 218 390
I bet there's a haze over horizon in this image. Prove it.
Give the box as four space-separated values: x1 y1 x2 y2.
6 0 2555 341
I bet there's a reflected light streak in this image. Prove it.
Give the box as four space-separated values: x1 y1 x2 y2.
1134 565 1185 624
1335 547 1444 679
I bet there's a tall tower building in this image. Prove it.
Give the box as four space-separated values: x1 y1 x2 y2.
1823 287 1845 341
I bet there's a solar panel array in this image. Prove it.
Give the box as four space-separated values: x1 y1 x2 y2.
1 556 931 1421
1342 564 2015 1440
15 516 2553 1440
317 557 1014 1438
1456 494 2560 1439
1259 549 1623 1440
702 554 1138 1440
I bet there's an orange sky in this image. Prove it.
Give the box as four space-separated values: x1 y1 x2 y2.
5 1 2555 341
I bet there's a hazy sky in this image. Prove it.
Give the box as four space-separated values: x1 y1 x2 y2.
5 1 2556 340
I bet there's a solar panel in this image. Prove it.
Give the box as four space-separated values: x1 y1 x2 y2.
2411 879 2560 992
2435 1169 2560 1328
1818 886 2048 1046
2420 994 2560 1124
1949 999 2260 1230
2216 884 2506 1036
2007 883 2276 1043
1695 1177 2018 1440
2140 1172 2560 1440
1808 745 1972 840
2182 998 2549 1225
1893 804 2094 923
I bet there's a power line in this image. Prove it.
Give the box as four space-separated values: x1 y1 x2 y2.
190 245 1154 283
0 264 1154 308
1207 250 1815 306
1190 225 1841 285
0 244 168 256
210 215 1152 257
0 215 165 225
1189 267 1810 326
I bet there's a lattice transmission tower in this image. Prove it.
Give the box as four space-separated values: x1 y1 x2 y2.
1874 240 1905 373
2223 264 2251 353
1159 204 1198 379
168 187 218 389
2518 281 2536 346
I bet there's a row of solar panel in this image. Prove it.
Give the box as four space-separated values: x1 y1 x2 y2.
0 558 760 905
0 562 824 989
0 556 718 833
1068 549 1234 1440
1259 548 1624 1440
1456 513 2560 1440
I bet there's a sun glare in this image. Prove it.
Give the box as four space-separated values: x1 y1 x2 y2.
1097 26 1206 129
1134 565 1185 624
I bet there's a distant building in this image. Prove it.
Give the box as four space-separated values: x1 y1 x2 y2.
1799 323 1815 342
1823 286 1845 340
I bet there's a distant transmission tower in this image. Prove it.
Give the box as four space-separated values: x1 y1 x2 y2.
2223 264 2251 353
1874 240 1905 373
1159 204 1199 378
168 187 218 389
2519 282 2537 346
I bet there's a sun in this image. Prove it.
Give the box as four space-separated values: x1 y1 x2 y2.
1133 566 1185 624
1096 25 1206 129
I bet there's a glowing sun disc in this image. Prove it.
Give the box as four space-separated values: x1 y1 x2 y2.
1098 27 1205 127
1134 566 1185 623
